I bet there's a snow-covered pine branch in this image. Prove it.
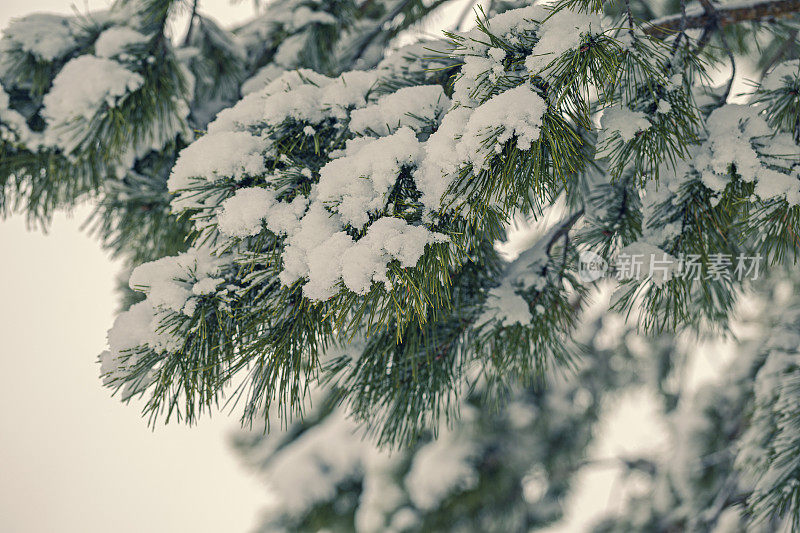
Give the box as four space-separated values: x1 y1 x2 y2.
82 0 800 446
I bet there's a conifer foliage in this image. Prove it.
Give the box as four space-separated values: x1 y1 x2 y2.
3 0 800 529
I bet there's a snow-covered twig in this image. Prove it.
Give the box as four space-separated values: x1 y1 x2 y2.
647 0 800 39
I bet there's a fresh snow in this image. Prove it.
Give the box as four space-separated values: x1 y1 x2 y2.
94 26 149 58
317 127 423 228
217 186 307 238
415 86 546 210
405 433 478 511
524 9 603 74
280 205 445 300
349 85 450 136
168 131 268 191
696 105 800 205
208 68 331 133
42 55 144 152
101 247 230 377
0 13 77 61
0 84 31 144
599 105 652 143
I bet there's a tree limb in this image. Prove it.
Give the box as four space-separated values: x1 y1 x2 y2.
546 209 585 256
645 0 800 39
182 0 200 46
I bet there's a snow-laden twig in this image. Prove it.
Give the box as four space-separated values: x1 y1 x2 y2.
646 0 800 39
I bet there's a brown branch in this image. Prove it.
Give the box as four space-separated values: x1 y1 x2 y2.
645 0 800 39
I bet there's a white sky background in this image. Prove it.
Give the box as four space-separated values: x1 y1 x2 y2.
0 1 746 531
0 2 262 533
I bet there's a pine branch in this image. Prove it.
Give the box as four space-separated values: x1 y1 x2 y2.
545 209 585 256
182 0 200 46
346 0 450 67
759 27 799 80
646 0 800 39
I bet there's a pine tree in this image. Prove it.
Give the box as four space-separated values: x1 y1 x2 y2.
4 0 800 529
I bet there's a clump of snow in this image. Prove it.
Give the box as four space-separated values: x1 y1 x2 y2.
280 204 445 300
415 86 546 210
42 55 144 152
463 85 545 157
241 69 376 129
657 100 672 114
452 54 500 106
192 277 223 295
525 9 603 74
701 105 771 184
0 14 78 61
349 85 450 136
216 186 307 237
208 68 330 133
0 84 31 144
598 105 652 143
94 26 149 58
450 5 547 105
760 59 799 92
405 433 478 510
99 300 180 397
263 411 368 517
168 131 268 192
279 203 350 299
693 105 800 205
208 69 375 135
339 217 447 295
105 301 175 356
478 283 533 327
128 247 227 313
478 3 547 37
414 107 472 210
317 127 423 227
217 186 276 237
262 80 327 124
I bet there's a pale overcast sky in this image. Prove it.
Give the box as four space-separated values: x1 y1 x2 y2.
0 3 263 532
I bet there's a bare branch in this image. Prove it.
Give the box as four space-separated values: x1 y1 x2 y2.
646 0 800 39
